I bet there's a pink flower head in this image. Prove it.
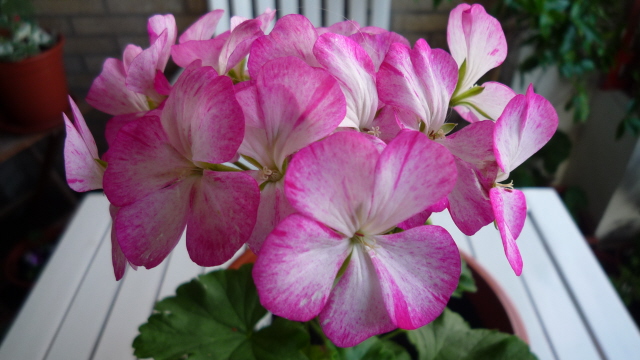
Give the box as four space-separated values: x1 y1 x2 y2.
171 8 275 77
63 96 104 192
447 4 507 93
489 84 558 275
102 65 260 268
253 131 460 347
236 56 346 251
377 39 458 136
87 15 176 116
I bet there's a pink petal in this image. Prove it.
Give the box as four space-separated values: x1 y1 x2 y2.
490 187 526 275
319 244 395 347
147 14 177 71
248 14 320 75
377 40 458 134
317 20 360 36
63 98 104 192
439 119 496 172
126 31 167 101
285 132 379 237
186 171 260 266
247 180 296 253
170 34 228 69
369 105 402 143
453 81 516 122
314 33 378 130
253 214 352 322
179 10 224 43
446 157 496 235
86 58 148 116
350 31 410 71
109 205 132 281
256 56 345 168
104 111 148 146
115 178 193 268
255 8 276 32
161 65 244 163
122 44 142 71
447 4 507 91
364 131 457 234
494 84 558 175
102 115 193 207
372 226 460 329
220 19 263 74
154 70 171 96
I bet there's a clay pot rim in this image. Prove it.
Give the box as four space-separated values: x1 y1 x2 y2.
0 34 64 66
461 250 529 343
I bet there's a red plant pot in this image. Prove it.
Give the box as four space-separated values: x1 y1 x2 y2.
0 36 69 134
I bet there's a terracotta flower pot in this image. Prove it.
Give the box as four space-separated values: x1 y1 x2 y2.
0 36 69 134
231 248 529 342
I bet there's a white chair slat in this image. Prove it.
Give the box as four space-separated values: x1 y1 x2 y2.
44 231 120 360
370 0 391 29
279 0 299 17
326 0 346 27
0 193 111 360
301 0 322 27
517 211 600 359
209 0 231 32
156 232 204 300
430 209 473 256
348 0 367 28
91 257 170 360
525 188 640 359
470 223 557 360
232 0 254 18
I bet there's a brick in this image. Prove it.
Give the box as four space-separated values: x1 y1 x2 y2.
174 15 199 33
65 36 119 54
392 13 449 33
67 74 96 89
105 0 184 14
116 36 150 52
84 55 112 73
63 55 86 74
185 0 207 15
33 0 104 15
37 17 73 35
72 16 148 35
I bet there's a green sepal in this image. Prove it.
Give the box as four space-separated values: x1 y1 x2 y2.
455 101 494 121
242 155 263 169
452 59 468 99
450 86 485 107
439 123 457 135
94 158 108 169
197 162 242 172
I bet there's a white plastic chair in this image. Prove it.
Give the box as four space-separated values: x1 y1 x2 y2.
207 0 392 32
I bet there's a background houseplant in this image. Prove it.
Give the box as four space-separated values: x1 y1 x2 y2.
0 0 68 133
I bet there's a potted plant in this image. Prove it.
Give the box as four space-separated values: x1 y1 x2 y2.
62 4 556 358
0 0 68 133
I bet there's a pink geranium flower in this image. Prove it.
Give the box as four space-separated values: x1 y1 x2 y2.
447 4 515 123
235 56 345 251
102 65 260 268
253 131 460 347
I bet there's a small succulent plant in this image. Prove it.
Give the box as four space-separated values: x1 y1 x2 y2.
0 0 55 62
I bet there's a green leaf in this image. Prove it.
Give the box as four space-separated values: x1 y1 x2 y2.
451 258 477 298
407 308 537 360
133 264 310 360
338 336 411 360
536 130 572 174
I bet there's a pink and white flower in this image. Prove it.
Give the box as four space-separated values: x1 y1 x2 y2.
102 65 260 268
253 131 460 347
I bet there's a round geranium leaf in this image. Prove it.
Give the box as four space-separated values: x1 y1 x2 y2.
133 264 309 360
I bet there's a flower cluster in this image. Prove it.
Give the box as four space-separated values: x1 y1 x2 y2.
64 4 557 347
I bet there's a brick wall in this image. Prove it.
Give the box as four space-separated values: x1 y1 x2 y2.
32 0 458 100
34 0 207 99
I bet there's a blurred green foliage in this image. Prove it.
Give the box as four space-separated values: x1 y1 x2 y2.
0 0 54 62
